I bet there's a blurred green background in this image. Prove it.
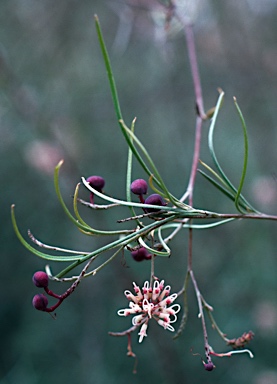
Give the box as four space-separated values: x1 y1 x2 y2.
1 1 277 383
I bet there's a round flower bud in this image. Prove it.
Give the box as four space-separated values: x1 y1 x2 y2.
130 179 148 195
131 247 152 262
86 176 105 192
204 362 214 371
32 294 48 311
32 271 49 288
144 194 166 213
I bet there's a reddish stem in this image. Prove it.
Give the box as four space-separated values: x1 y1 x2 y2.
138 195 145 204
184 23 206 119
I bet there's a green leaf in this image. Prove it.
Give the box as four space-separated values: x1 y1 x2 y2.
94 15 122 123
11 205 85 261
94 16 153 180
120 120 190 209
54 160 96 233
138 235 171 257
208 92 257 213
160 218 235 230
73 183 133 236
208 91 236 193
56 214 177 277
125 118 142 224
233 97 258 213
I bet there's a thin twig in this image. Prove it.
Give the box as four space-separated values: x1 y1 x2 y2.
28 230 90 255
184 23 206 119
190 270 213 365
77 197 120 209
109 322 142 337
179 21 206 203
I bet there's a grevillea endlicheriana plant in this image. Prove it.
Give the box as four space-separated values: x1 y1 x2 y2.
11 10 277 373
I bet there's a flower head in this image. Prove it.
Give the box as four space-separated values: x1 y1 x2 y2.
117 279 180 342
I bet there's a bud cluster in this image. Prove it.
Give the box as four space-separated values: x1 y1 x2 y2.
130 247 152 262
32 271 70 313
130 178 167 212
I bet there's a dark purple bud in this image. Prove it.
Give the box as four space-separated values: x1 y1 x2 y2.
131 247 152 262
32 294 48 311
130 179 148 195
86 176 105 192
204 362 215 371
32 271 49 288
144 194 166 213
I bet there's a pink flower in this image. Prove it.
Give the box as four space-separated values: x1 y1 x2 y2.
117 279 180 343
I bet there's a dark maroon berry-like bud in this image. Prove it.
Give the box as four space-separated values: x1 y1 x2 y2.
204 362 215 371
144 253 153 260
32 294 48 311
86 176 105 192
131 247 152 262
32 271 49 288
144 194 166 213
130 179 148 195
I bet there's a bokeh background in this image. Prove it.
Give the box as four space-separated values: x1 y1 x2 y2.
1 1 277 383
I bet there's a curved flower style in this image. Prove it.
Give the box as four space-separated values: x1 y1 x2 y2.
117 280 181 343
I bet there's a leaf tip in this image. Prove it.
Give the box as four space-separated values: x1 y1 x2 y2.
56 159 64 169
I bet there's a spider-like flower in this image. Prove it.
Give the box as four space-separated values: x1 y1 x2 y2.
117 280 181 343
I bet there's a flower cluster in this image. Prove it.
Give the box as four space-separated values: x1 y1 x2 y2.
117 279 180 343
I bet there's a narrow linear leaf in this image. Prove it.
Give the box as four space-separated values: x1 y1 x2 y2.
160 218 235 231
83 246 124 277
11 205 85 262
199 170 243 205
126 118 141 224
94 15 122 122
199 159 229 189
56 214 176 277
208 92 257 213
94 16 154 180
54 161 97 233
94 17 189 212
73 183 132 236
138 236 171 257
120 121 186 207
208 91 237 193
233 97 258 213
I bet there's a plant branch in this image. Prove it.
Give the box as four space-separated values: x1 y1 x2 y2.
190 270 213 365
184 23 206 119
